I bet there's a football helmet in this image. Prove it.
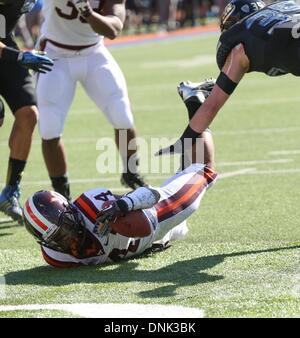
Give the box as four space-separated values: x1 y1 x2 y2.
23 191 87 253
220 0 266 32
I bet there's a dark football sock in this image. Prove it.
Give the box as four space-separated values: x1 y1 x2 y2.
185 98 202 120
124 152 139 174
6 158 26 186
50 175 71 201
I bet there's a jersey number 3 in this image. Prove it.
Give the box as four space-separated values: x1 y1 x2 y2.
55 1 96 23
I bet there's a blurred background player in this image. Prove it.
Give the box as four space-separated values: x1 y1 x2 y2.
36 0 148 201
15 0 44 48
0 0 53 223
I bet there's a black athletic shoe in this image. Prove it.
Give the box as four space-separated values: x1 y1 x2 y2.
121 172 148 190
177 79 216 119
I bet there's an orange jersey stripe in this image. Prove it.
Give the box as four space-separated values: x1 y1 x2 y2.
76 197 97 222
156 174 207 218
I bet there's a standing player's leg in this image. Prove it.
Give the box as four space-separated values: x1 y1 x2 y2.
37 56 76 200
177 79 216 170
115 128 148 189
153 130 217 243
82 45 147 189
0 60 37 222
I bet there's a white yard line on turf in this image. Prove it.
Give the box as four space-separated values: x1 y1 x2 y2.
0 303 204 318
217 159 293 166
0 217 11 222
269 150 300 156
248 168 300 175
218 168 256 179
214 127 300 136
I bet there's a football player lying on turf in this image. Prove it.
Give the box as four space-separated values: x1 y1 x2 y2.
23 80 217 268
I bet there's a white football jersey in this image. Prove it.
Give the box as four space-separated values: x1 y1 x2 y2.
40 0 105 46
41 188 157 267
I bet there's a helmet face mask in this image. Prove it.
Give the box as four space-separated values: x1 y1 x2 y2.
220 0 266 32
44 205 87 255
24 191 88 257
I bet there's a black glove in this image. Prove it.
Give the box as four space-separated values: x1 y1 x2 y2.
155 125 201 156
96 200 129 224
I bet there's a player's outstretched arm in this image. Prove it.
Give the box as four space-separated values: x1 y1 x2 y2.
72 0 126 39
189 44 249 134
156 44 249 156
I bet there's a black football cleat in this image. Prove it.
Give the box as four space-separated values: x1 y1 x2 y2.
177 79 216 119
121 172 148 190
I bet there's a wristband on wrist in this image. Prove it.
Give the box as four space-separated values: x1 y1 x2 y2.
1 47 22 63
216 72 237 95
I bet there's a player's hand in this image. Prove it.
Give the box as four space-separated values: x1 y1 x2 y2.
155 139 183 156
155 121 202 158
19 50 54 74
96 201 124 224
72 0 93 17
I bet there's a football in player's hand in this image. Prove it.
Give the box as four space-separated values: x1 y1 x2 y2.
108 210 151 238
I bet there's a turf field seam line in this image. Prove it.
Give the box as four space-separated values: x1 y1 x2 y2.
269 150 300 156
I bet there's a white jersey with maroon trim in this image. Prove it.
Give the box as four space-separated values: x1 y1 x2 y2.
41 165 218 268
41 188 157 268
40 0 105 46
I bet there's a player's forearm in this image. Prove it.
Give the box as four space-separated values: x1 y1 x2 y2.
118 188 161 213
86 12 123 39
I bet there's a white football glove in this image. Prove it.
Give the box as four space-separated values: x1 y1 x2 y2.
72 0 93 17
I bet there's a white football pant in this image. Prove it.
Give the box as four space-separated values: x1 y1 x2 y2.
37 42 134 140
